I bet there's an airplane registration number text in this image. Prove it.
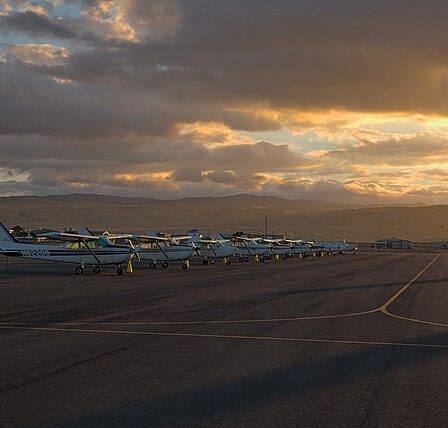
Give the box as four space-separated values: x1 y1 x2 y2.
21 249 51 257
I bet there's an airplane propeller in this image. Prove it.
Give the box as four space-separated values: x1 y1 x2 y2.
191 241 201 256
126 239 141 261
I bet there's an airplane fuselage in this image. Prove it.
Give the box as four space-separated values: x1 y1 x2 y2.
0 241 132 266
137 244 193 262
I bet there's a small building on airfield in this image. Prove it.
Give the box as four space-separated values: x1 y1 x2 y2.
376 238 413 249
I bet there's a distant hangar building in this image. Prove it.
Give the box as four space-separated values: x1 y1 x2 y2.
376 238 413 249
432 242 448 249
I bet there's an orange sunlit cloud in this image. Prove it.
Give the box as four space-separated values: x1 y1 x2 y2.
2 1 448 203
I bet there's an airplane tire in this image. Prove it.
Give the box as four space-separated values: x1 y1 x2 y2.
202 259 209 266
75 266 84 275
149 262 157 269
161 261 169 268
93 265 101 274
238 257 244 263
244 256 249 263
182 262 189 270
260 256 265 263
117 266 124 276
226 260 231 265
210 259 216 265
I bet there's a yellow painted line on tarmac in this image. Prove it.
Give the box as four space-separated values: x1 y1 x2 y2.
1 254 443 329
380 254 441 312
383 310 448 328
1 324 448 349
379 254 448 328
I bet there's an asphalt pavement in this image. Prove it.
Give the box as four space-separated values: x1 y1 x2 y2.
1 250 447 427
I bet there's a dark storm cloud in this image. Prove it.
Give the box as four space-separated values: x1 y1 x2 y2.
2 0 448 200
327 134 448 166
4 0 448 139
0 10 76 39
172 141 311 183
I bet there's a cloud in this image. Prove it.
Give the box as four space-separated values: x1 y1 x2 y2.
2 1 448 202
326 133 448 166
0 10 76 38
1 43 69 65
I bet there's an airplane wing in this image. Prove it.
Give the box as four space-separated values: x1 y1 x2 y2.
233 236 254 242
102 234 133 240
135 235 172 242
170 235 193 241
38 232 134 242
199 238 230 244
38 232 103 241
261 238 277 243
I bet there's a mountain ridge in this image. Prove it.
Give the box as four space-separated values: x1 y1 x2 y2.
0 193 443 242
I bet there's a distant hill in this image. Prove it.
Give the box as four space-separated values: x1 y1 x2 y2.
0 193 445 242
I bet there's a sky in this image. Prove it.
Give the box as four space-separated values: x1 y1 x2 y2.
1 0 448 203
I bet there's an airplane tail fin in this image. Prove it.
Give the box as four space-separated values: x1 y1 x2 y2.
216 233 232 246
0 223 17 245
144 230 158 237
187 229 201 243
78 227 94 236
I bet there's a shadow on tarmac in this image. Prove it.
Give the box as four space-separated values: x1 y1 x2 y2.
48 331 448 428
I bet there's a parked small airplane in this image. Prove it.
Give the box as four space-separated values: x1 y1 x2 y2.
257 238 292 260
232 236 270 262
308 241 328 257
0 223 135 275
313 240 357 255
188 230 234 265
130 233 194 269
282 239 312 257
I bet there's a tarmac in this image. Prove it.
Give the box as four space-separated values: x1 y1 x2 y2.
1 250 448 427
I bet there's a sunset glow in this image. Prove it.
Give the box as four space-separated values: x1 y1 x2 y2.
1 0 448 203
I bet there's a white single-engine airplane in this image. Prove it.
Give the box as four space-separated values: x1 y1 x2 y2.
0 223 135 275
188 230 234 265
318 240 358 255
281 239 312 258
130 233 194 270
232 236 270 262
257 238 292 260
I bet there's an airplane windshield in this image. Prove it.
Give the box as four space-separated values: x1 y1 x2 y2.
98 236 111 247
64 238 110 250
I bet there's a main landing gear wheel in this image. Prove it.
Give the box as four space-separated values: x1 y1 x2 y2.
202 259 209 266
182 261 189 270
149 262 157 269
116 266 124 275
161 261 169 269
92 265 101 274
244 256 249 263
75 266 84 275
238 257 244 263
209 259 216 265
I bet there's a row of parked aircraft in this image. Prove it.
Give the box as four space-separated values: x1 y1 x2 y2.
0 223 357 275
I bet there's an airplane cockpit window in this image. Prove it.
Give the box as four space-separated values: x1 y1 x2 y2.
65 241 81 250
98 236 111 247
